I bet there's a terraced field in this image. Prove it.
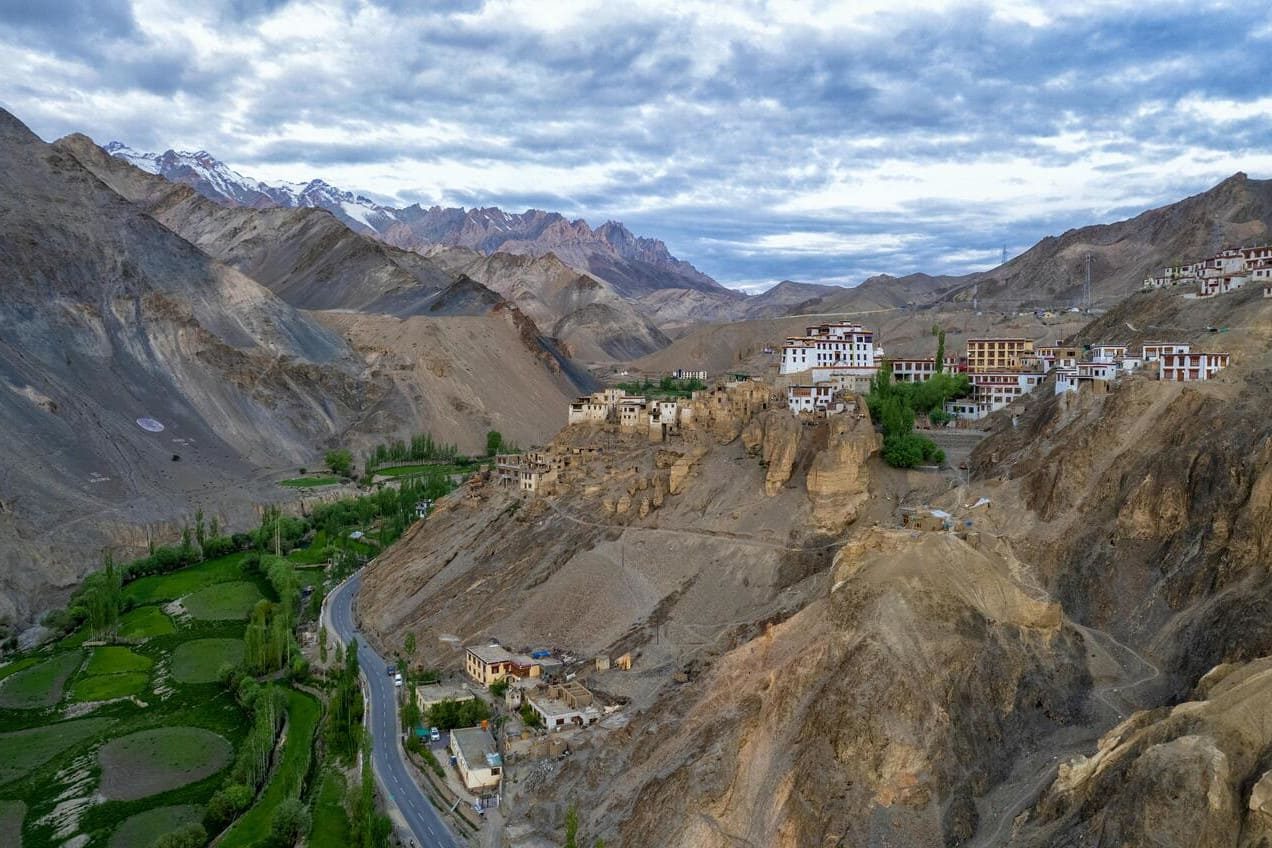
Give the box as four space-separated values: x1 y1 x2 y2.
0 552 271 848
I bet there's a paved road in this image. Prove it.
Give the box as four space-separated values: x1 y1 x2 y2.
328 571 458 848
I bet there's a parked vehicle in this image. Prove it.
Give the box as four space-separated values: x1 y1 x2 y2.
430 727 440 742
394 673 403 687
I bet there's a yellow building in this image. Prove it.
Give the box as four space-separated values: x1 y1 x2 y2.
464 644 541 686
966 338 1034 373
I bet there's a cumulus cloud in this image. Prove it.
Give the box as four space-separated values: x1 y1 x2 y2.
1 0 1269 288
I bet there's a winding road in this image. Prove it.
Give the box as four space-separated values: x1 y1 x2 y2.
327 571 458 848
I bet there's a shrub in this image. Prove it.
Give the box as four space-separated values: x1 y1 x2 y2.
150 823 207 848
204 783 253 832
269 798 311 845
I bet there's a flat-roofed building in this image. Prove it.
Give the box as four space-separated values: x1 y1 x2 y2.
1159 351 1229 382
465 644 541 686
966 338 1033 373
525 681 601 732
449 727 502 791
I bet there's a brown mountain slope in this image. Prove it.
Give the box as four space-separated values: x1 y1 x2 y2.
423 246 670 361
0 108 409 622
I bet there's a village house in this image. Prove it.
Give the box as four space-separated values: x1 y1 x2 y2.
786 384 836 414
1159 351 1230 382
1141 342 1191 362
415 682 477 711
449 727 503 791
970 371 1044 413
966 338 1033 373
810 364 875 395
1090 344 1128 363
672 368 707 381
779 321 881 375
464 644 542 686
525 681 602 731
1035 345 1080 370
1143 244 1272 293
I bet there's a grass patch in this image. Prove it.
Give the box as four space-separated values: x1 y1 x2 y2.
69 672 150 703
117 605 175 640
308 770 351 848
0 651 82 709
171 639 244 685
217 689 321 848
108 804 201 848
84 646 152 676
99 727 233 801
0 656 38 683
0 717 113 787
279 475 343 488
123 553 249 606
181 582 263 621
0 800 24 848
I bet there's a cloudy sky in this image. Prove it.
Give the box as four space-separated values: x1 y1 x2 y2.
2 0 1270 290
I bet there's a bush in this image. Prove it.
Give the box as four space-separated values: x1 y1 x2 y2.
520 702 542 728
204 783 253 833
426 697 492 732
489 679 509 698
270 798 311 845
150 823 207 848
325 449 354 478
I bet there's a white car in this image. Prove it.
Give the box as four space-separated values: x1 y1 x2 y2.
394 673 403 687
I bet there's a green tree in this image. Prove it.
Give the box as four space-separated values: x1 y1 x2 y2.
485 430 503 456
935 329 946 373
150 823 207 848
325 449 354 478
403 631 416 661
270 798 311 845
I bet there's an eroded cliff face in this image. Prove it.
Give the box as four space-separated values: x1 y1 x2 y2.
1014 657 1272 848
553 530 1089 848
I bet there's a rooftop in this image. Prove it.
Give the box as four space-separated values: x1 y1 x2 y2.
451 726 501 769
467 644 515 664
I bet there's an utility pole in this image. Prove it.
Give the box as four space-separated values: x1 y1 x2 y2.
1001 244 1007 266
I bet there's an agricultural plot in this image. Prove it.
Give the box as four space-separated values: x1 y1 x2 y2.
108 804 201 848
117 605 174 639
0 651 82 709
171 639 244 685
98 727 233 801
123 553 250 606
0 717 113 786
181 581 263 621
308 771 351 848
217 690 320 848
69 646 153 702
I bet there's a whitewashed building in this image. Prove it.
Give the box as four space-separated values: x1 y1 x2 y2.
1159 351 1230 382
786 384 836 413
1141 342 1191 362
890 357 958 382
1090 344 1128 363
780 322 879 375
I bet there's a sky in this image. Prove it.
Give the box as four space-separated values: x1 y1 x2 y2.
2 0 1270 292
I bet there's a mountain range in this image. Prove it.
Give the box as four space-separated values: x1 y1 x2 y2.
105 143 733 301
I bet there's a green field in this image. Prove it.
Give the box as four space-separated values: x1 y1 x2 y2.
69 672 150 703
373 463 468 478
308 770 351 848
84 647 152 676
182 582 263 621
0 657 38 683
0 717 113 787
0 651 82 709
170 639 244 685
108 804 201 848
217 690 321 848
117 605 175 639
123 553 250 606
99 727 233 801
279 475 343 488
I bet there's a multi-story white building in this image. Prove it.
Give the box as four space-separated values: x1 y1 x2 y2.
1143 245 1272 292
671 369 708 381
780 322 879 375
1159 351 1230 382
1141 342 1191 362
971 372 1044 413
1090 344 1128 363
786 383 837 413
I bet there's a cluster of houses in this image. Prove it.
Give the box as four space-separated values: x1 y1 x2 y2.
1142 244 1272 298
494 445 603 495
776 322 1231 422
566 387 695 441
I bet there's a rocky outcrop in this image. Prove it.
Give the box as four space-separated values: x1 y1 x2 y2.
688 380 774 444
1020 656 1272 848
742 410 802 495
805 404 880 533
